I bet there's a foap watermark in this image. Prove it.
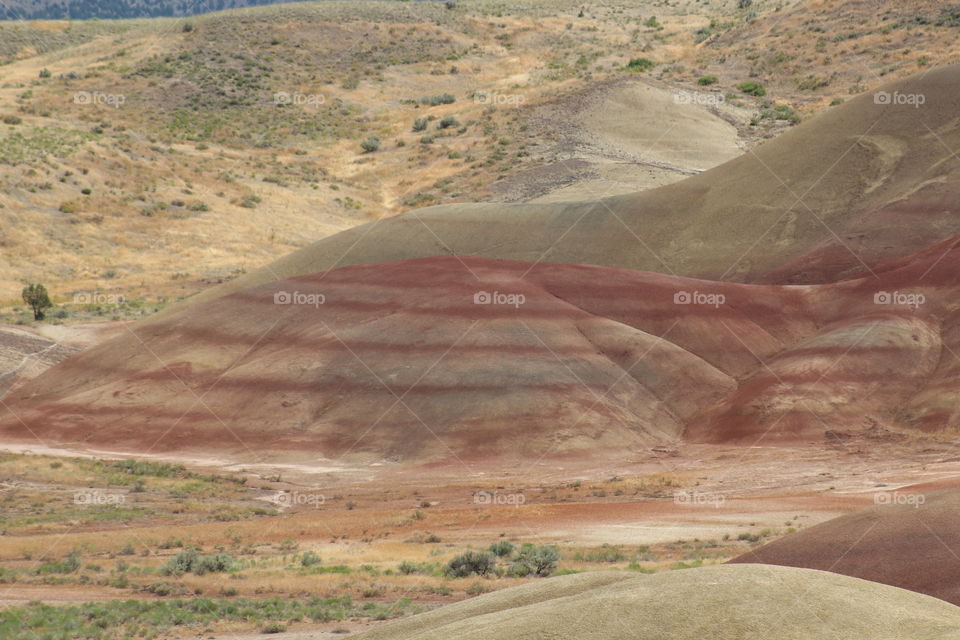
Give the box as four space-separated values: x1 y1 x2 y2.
73 91 126 109
873 91 925 108
874 491 925 508
474 290 525 308
674 290 725 308
273 91 326 106
473 490 525 506
276 491 325 508
674 90 725 106
274 290 325 307
74 291 126 305
874 290 925 309
673 490 726 508
474 91 525 107
74 490 126 506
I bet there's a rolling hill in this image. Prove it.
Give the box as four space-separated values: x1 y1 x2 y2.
173 64 960 319
351 564 960 640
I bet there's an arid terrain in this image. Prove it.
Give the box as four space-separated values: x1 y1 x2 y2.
3 0 960 639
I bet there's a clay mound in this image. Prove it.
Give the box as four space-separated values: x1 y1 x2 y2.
1 235 958 462
730 487 960 605
685 235 960 444
0 256 767 463
353 564 960 640
169 64 960 317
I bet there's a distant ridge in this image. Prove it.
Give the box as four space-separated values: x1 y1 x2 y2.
0 0 303 21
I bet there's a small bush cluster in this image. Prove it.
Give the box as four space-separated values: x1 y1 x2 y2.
419 93 455 106
161 548 234 576
445 551 496 578
444 543 559 578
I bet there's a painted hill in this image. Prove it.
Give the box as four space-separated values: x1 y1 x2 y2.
173 64 960 317
351 564 960 640
730 486 960 606
0 233 957 463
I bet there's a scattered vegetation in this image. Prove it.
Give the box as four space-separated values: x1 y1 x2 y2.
0 597 416 640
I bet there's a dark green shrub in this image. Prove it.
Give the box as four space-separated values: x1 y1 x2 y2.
445 551 495 578
737 81 766 96
438 115 459 129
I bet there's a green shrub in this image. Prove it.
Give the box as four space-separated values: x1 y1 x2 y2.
624 57 655 72
3 115 22 125
761 104 800 124
697 75 718 85
737 81 766 96
300 551 322 567
488 540 515 557
161 549 234 576
419 93 455 106
412 117 428 132
39 68 51 78
35 552 80 575
438 115 459 129
445 551 495 578
360 136 381 153
512 544 559 577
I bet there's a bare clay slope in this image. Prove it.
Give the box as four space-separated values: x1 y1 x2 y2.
351 564 960 640
0 236 957 464
171 65 960 317
730 487 960 606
